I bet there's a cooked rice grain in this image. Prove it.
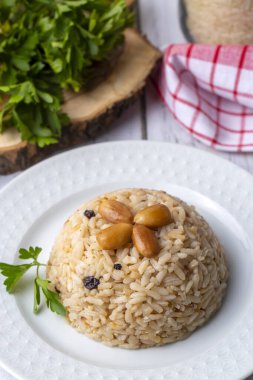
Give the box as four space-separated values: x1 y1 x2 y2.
47 189 228 349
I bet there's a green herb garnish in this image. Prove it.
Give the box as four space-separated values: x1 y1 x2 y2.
0 246 66 316
0 0 133 147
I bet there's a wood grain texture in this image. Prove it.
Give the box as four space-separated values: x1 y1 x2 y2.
125 0 135 8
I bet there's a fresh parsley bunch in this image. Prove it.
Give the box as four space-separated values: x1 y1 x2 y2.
0 247 66 316
0 0 133 147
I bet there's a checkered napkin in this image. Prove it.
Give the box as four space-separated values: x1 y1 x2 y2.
155 44 253 151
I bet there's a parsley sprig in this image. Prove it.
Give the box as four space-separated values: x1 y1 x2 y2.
0 246 66 316
0 0 133 147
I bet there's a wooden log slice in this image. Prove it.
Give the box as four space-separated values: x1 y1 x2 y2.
125 0 136 8
0 29 161 174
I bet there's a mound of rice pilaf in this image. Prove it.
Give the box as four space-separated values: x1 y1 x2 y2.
47 189 228 349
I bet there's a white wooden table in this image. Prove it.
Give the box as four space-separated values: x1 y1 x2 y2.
0 1 252 379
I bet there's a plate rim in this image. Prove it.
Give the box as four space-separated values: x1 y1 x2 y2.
1 140 253 197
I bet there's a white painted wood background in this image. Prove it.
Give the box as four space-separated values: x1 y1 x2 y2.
0 1 252 379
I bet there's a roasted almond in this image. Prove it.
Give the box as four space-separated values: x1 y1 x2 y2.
134 204 172 228
132 224 160 258
97 223 133 250
99 199 133 224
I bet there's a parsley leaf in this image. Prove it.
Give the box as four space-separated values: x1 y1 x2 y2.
0 262 33 293
19 246 42 260
0 246 66 317
0 0 134 146
33 278 41 314
36 278 66 316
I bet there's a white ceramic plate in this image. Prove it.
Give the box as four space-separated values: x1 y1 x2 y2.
0 141 253 380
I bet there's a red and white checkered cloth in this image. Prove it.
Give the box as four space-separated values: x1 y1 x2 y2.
155 44 253 151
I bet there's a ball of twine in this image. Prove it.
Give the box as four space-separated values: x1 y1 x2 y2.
184 0 253 44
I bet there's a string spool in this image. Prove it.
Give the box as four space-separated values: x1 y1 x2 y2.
184 0 253 44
